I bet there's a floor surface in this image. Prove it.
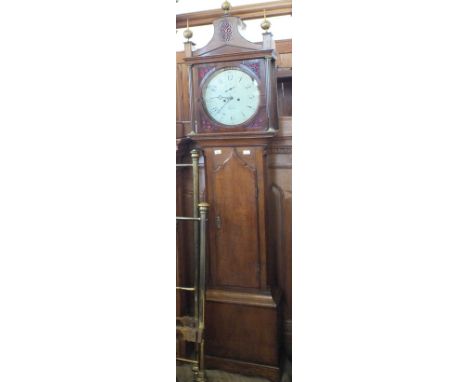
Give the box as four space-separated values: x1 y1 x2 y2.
176 358 292 382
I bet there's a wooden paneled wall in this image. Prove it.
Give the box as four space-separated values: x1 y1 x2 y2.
176 38 292 359
176 0 292 29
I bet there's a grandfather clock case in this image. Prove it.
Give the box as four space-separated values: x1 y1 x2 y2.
184 6 281 382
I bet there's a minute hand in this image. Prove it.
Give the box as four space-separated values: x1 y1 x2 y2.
209 95 230 100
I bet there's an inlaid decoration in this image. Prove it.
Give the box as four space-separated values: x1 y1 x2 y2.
219 20 233 42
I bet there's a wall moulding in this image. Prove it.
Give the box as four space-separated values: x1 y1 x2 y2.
176 1 292 29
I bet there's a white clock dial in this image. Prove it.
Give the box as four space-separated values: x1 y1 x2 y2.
202 68 260 126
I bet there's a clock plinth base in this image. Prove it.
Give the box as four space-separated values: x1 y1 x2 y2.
205 288 281 382
205 356 280 382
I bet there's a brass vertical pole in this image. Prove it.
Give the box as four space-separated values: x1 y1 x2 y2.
197 202 209 382
191 149 200 381
191 150 200 320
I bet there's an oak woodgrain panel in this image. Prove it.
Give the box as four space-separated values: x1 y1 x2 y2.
205 300 279 365
268 162 291 359
206 147 260 289
275 39 292 55
176 62 190 122
276 52 292 69
277 77 292 117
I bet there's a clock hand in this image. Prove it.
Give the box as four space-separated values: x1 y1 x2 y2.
209 95 230 100
225 86 236 93
215 96 234 114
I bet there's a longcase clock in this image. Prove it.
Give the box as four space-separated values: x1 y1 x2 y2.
183 3 281 381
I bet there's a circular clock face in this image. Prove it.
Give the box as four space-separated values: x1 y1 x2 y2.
202 68 260 126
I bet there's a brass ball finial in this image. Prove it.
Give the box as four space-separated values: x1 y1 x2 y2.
183 18 193 41
183 28 193 40
221 1 231 14
261 9 271 31
260 19 271 31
